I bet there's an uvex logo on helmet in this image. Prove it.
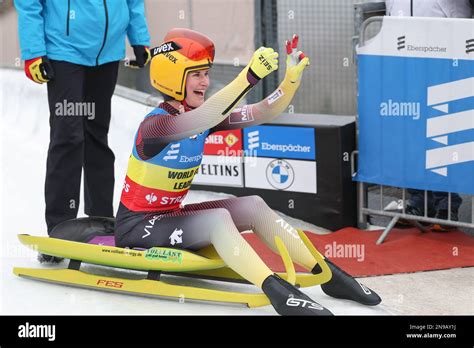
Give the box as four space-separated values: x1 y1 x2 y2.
151 42 182 57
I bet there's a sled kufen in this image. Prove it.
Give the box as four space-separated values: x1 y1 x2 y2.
13 230 332 308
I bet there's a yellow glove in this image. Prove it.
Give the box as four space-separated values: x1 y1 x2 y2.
284 34 310 83
240 46 279 85
24 56 55 84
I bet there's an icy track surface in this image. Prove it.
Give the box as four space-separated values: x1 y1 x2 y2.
0 69 388 315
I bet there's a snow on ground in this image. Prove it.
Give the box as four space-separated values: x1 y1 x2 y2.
0 68 468 316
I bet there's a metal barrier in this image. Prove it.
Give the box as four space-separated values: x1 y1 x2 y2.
353 15 474 244
114 85 161 108
353 1 386 62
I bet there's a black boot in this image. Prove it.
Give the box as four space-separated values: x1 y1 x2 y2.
312 259 381 306
261 274 333 316
49 216 115 242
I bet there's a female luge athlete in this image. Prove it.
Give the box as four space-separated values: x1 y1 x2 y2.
116 28 381 315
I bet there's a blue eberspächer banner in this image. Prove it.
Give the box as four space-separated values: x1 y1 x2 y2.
355 16 474 195
243 125 316 160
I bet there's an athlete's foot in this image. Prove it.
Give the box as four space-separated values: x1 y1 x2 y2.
312 259 381 306
37 253 64 264
262 274 333 316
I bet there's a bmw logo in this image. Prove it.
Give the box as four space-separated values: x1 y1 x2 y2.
266 159 294 190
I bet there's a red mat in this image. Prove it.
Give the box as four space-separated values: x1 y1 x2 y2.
243 227 474 277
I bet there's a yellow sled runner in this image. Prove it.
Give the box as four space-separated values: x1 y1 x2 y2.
13 230 331 308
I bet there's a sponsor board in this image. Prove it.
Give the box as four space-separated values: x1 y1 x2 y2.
193 155 244 187
244 157 317 193
356 11 474 194
243 126 315 160
204 129 242 156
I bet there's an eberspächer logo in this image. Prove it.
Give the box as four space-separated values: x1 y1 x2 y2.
397 35 406 50
266 159 294 190
466 39 474 54
396 34 447 54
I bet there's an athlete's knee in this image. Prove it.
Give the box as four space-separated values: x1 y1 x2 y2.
251 194 265 203
210 208 233 223
250 195 273 213
242 195 267 207
206 208 238 235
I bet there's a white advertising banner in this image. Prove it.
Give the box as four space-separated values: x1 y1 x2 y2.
244 157 317 194
194 155 243 187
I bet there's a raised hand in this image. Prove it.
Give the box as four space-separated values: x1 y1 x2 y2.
284 35 310 83
246 46 279 82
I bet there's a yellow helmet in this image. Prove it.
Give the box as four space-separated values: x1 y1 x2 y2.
150 28 215 101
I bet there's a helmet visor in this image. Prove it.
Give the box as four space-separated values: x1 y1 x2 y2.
165 28 215 62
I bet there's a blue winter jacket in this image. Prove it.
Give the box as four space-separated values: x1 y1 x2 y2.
15 0 150 66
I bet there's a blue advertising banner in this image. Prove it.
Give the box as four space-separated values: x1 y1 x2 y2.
243 125 316 160
355 17 474 195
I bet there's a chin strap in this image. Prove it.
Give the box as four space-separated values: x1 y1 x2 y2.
181 99 196 112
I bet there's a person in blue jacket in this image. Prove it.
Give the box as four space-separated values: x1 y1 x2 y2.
15 0 151 257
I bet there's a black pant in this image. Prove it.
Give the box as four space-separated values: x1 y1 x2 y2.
45 60 118 233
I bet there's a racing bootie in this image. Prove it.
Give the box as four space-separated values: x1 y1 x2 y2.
312 259 381 306
262 274 333 316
